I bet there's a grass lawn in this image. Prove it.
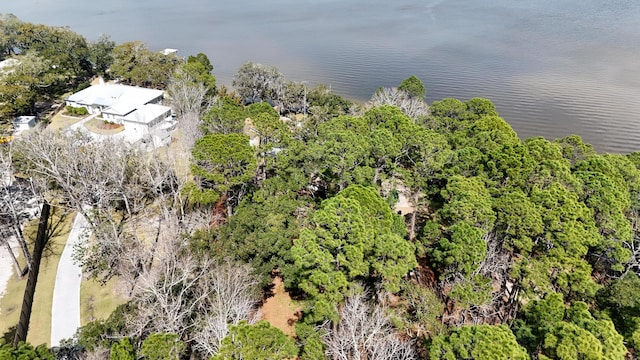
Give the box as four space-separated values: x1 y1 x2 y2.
80 277 126 326
0 208 73 347
47 112 84 132
83 118 124 135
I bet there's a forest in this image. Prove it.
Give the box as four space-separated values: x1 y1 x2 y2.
1 14 640 360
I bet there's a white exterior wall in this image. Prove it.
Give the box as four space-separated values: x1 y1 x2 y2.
123 112 170 132
102 112 122 121
65 101 97 115
13 116 36 131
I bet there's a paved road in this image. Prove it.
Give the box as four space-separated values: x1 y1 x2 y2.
50 212 88 347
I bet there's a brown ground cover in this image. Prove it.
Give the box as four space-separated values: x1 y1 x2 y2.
259 277 302 337
83 118 124 135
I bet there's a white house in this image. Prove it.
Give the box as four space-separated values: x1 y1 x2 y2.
65 83 173 134
13 116 37 133
122 104 173 132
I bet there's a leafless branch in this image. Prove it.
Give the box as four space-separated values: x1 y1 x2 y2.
324 291 418 360
367 87 429 122
128 236 260 357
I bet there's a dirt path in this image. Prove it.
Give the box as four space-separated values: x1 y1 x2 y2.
259 277 301 337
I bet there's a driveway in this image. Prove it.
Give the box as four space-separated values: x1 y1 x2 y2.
50 212 89 347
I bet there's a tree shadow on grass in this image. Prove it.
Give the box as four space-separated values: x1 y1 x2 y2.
1 325 16 344
23 205 73 263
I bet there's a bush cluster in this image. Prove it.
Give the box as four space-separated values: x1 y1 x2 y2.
65 106 89 116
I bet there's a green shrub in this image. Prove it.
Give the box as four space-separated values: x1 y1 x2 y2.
76 303 135 352
213 321 298 360
109 338 135 360
65 106 89 116
140 333 184 360
0 340 54 360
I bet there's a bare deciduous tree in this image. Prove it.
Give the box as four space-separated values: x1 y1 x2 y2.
324 291 418 360
12 129 249 359
80 346 110 360
132 239 210 336
367 87 429 122
167 68 207 152
177 111 203 152
167 68 208 119
279 80 309 115
191 261 260 358
0 143 41 275
12 130 183 281
128 235 259 358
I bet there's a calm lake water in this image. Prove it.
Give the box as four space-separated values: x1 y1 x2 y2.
4 0 640 152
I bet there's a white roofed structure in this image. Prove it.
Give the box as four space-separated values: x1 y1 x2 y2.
124 104 172 127
66 83 164 116
64 83 174 147
13 116 37 133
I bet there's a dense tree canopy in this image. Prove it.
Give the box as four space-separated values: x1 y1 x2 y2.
3 21 640 357
190 82 639 356
291 185 416 322
429 325 529 360
399 75 426 98
213 321 297 360
110 41 181 88
515 293 626 360
0 16 114 126
0 341 54 360
232 61 284 105
190 133 257 211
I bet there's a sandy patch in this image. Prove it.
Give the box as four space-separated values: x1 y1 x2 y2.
260 277 301 337
395 191 414 216
393 184 415 216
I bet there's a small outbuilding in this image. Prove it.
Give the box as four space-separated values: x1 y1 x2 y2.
13 116 37 133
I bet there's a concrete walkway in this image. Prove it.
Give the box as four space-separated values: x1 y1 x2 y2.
50 212 89 347
65 113 99 133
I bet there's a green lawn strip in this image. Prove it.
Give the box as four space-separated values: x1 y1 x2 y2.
0 270 27 340
0 209 73 347
80 277 126 326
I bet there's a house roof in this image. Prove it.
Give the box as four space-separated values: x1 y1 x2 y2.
123 104 172 124
103 101 139 116
66 84 163 109
14 116 36 124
